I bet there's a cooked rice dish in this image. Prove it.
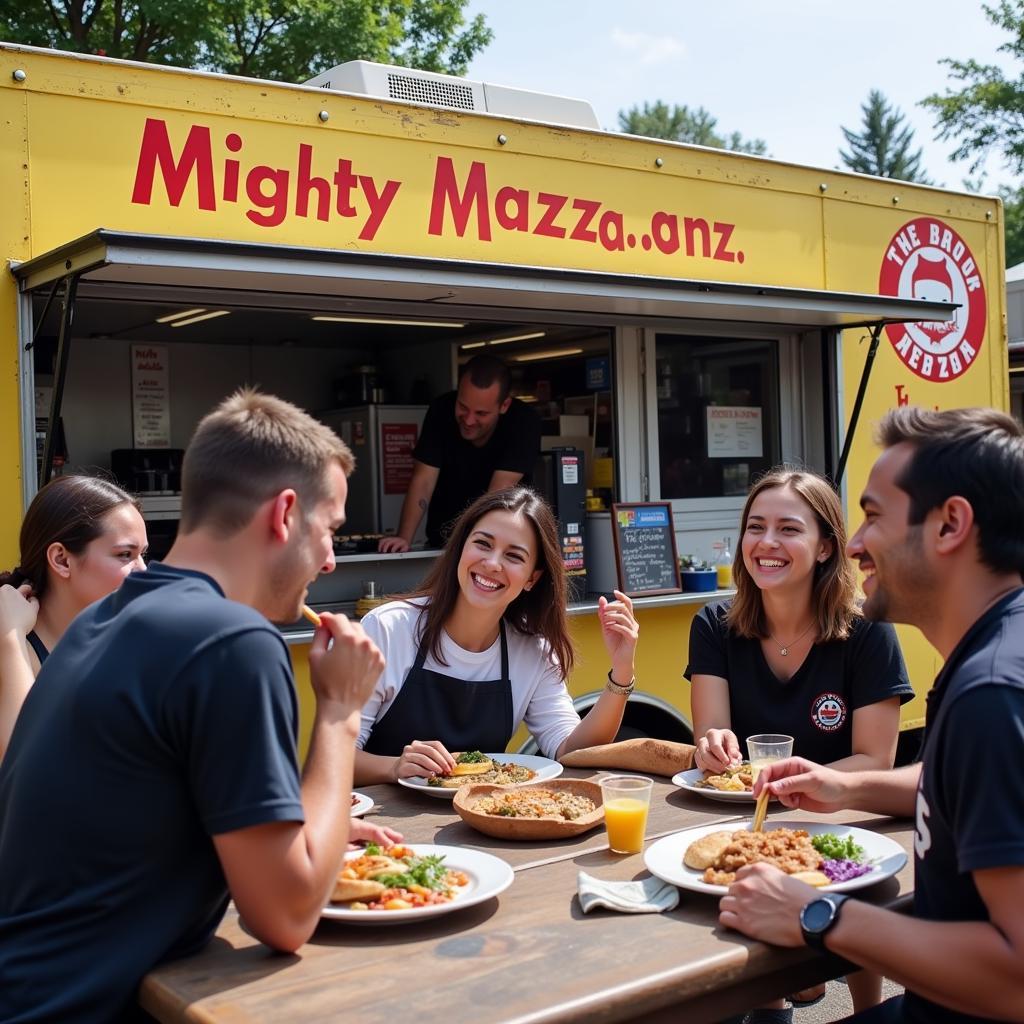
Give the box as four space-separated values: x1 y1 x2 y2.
473 788 596 820
697 827 822 885
426 759 537 789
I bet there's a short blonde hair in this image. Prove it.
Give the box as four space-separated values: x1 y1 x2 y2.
180 388 355 536
727 467 859 642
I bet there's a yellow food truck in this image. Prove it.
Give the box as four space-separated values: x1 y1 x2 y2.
0 43 1007 759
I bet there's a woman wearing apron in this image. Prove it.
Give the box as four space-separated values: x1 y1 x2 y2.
0 475 149 758
354 487 640 784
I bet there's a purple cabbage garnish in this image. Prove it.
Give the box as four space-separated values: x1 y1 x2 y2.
821 858 874 883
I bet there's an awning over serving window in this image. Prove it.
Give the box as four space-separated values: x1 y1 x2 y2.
12 229 957 331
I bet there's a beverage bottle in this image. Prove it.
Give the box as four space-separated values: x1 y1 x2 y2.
716 536 733 588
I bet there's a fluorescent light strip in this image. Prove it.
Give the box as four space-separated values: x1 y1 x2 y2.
311 316 464 328
170 310 232 328
513 347 584 362
487 331 546 345
460 341 488 350
156 308 207 324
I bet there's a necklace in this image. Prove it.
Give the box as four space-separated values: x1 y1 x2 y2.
768 621 816 656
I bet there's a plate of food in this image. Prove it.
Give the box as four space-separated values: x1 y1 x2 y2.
644 819 907 896
397 751 563 799
323 843 514 924
672 763 760 802
453 778 604 840
350 791 374 817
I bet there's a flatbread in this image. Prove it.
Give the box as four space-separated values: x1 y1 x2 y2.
683 830 734 870
451 755 494 776
559 738 695 777
789 870 831 887
330 877 387 903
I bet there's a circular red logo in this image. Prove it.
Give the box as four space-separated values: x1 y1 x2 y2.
811 692 847 733
878 218 986 383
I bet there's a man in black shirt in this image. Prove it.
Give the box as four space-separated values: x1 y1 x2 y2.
717 406 1024 1024
379 354 541 551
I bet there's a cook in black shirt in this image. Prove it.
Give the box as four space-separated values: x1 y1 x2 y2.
379 354 542 552
716 407 1024 1024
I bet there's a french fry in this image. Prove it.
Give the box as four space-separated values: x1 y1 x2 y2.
301 604 322 628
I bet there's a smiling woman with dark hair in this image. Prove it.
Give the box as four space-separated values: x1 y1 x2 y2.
354 487 639 785
0 474 148 757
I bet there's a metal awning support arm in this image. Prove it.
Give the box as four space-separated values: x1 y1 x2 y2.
39 273 79 488
835 323 884 487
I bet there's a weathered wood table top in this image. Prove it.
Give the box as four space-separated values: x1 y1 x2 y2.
141 770 914 1024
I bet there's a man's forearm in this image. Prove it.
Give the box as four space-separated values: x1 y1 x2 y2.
842 763 920 817
394 485 431 543
298 703 360 896
827 900 1024 1020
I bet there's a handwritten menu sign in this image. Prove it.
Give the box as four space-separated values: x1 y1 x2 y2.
610 503 681 597
131 344 170 448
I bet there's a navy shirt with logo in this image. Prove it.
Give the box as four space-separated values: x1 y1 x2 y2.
414 390 542 546
905 588 1024 1024
684 601 913 763
0 563 304 1024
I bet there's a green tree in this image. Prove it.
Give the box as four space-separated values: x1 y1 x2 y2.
923 1 1024 175
839 89 932 183
618 101 767 155
0 1 491 80
1001 184 1024 266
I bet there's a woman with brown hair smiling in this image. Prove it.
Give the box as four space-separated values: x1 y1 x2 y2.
0 475 148 757
686 467 912 1021
354 486 639 785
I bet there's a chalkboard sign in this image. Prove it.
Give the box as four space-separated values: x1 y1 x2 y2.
610 502 681 597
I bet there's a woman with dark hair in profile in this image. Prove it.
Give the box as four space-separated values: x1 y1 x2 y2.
354 487 639 785
0 475 148 756
686 468 913 1022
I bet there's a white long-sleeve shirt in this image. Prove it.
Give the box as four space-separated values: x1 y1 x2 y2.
357 598 580 759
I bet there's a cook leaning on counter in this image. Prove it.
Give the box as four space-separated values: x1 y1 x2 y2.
378 354 542 552
356 487 639 784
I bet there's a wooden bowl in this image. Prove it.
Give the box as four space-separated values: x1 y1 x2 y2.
453 778 604 840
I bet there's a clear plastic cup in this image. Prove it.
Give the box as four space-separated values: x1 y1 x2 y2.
746 733 794 780
600 775 653 854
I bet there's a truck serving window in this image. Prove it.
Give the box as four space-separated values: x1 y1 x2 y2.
654 335 781 501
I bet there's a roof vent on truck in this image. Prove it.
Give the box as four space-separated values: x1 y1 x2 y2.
303 60 600 129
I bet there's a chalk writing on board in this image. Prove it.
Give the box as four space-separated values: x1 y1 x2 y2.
611 503 681 597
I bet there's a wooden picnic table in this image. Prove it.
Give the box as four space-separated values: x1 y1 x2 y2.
140 770 914 1024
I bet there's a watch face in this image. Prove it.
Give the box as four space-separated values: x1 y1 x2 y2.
801 897 835 933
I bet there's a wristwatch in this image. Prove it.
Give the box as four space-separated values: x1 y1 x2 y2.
799 893 849 951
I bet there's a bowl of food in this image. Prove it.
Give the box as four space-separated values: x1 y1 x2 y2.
453 778 604 840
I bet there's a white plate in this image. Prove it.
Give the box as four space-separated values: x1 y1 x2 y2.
672 767 756 803
397 754 563 800
350 792 374 817
322 843 514 924
644 819 908 896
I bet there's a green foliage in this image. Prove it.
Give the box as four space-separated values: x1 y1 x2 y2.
839 89 932 183
618 101 767 156
923 1 1024 175
1000 183 1024 266
0 0 491 80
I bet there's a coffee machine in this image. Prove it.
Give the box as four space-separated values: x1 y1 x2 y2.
110 448 185 562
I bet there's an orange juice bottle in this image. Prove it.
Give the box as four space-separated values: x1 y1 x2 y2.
603 797 649 854
716 536 733 589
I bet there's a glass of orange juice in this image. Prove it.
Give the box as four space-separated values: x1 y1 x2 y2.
600 775 653 854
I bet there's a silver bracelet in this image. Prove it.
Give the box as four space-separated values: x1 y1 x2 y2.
605 669 636 696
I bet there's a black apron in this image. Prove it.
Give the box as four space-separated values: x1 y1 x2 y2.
26 630 48 665
363 621 515 757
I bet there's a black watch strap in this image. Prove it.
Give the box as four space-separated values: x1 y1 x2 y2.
800 893 849 951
